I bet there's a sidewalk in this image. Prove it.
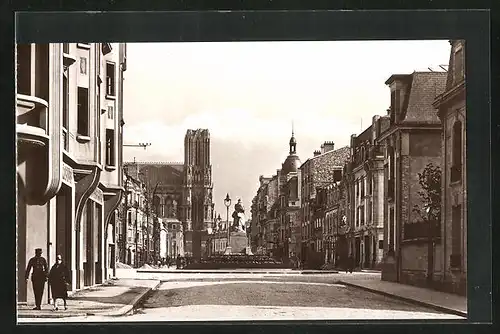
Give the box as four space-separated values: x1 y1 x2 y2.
338 278 467 317
17 278 160 320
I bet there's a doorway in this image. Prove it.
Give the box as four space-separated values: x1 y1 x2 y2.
355 237 361 268
56 184 73 289
364 235 370 268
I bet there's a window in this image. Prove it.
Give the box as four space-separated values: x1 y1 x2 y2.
63 43 70 54
79 57 87 75
17 44 31 95
77 87 89 136
390 89 401 123
378 240 384 249
106 62 116 97
451 120 462 182
106 129 116 166
108 105 114 119
451 205 462 268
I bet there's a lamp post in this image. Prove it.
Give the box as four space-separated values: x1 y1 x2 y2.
426 206 434 286
224 193 231 254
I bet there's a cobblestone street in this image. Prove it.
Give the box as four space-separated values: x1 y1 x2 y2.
19 272 464 322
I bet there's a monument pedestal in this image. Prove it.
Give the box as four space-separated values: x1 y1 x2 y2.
228 231 248 254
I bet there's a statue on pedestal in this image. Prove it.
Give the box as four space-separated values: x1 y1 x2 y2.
231 199 246 232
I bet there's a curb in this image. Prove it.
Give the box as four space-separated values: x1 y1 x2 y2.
103 281 161 317
136 270 339 275
338 280 467 318
18 280 161 319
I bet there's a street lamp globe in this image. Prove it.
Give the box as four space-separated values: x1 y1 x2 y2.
224 193 231 208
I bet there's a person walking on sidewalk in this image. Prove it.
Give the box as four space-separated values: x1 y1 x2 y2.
48 254 70 310
25 248 48 310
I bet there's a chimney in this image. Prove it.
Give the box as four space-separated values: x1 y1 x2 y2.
321 141 335 154
313 150 321 157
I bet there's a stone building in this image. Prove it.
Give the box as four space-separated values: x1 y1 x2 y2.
122 129 214 260
17 43 126 306
299 143 350 267
346 118 385 269
251 176 271 253
378 71 447 287
432 40 467 295
277 130 302 263
118 171 149 267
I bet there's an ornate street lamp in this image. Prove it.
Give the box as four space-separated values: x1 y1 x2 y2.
224 193 231 254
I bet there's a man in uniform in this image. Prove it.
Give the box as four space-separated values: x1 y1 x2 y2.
25 248 48 310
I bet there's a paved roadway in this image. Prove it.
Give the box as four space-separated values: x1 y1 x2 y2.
30 272 462 322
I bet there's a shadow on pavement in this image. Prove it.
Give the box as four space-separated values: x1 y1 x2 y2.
68 287 146 305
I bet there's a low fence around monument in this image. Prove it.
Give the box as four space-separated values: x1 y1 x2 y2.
184 254 289 269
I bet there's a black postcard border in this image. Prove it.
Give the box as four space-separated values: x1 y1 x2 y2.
1 8 494 333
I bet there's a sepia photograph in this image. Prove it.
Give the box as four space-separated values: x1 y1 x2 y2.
15 37 470 323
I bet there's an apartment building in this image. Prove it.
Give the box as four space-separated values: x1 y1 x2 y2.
17 43 126 306
433 40 467 295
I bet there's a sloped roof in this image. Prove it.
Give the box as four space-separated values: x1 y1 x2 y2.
401 72 447 124
315 145 350 166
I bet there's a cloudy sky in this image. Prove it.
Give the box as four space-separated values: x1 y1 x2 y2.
122 40 451 217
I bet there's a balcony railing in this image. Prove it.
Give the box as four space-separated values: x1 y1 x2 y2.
450 165 462 183
16 94 49 147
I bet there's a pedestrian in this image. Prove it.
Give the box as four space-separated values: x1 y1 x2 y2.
25 248 48 310
349 255 354 273
176 254 181 269
48 254 70 311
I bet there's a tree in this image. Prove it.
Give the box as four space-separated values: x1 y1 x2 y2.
412 162 442 223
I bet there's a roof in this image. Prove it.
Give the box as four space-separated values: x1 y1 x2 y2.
401 72 447 124
300 146 350 169
281 154 301 175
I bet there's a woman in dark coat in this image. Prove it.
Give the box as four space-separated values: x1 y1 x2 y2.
48 254 70 310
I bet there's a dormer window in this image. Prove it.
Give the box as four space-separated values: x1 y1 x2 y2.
390 89 401 124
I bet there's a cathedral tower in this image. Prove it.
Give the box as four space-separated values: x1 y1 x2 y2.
182 129 214 258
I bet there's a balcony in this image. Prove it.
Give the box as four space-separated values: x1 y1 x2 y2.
16 94 49 148
450 165 462 183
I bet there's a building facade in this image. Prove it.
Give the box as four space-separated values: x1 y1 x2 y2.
347 118 385 269
432 40 467 295
299 143 350 268
276 131 301 263
378 71 446 287
17 43 126 305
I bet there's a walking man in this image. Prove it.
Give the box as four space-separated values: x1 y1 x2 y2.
25 248 48 310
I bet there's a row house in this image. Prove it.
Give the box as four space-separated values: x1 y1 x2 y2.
378 71 447 287
17 43 126 306
432 40 466 295
119 172 148 267
322 181 349 266
250 176 271 253
346 118 385 269
276 131 301 263
299 143 350 268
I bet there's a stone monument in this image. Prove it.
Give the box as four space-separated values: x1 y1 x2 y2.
226 199 252 254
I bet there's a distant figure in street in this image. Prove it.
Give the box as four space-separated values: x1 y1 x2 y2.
48 254 70 310
176 254 181 269
25 248 48 310
348 255 355 273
